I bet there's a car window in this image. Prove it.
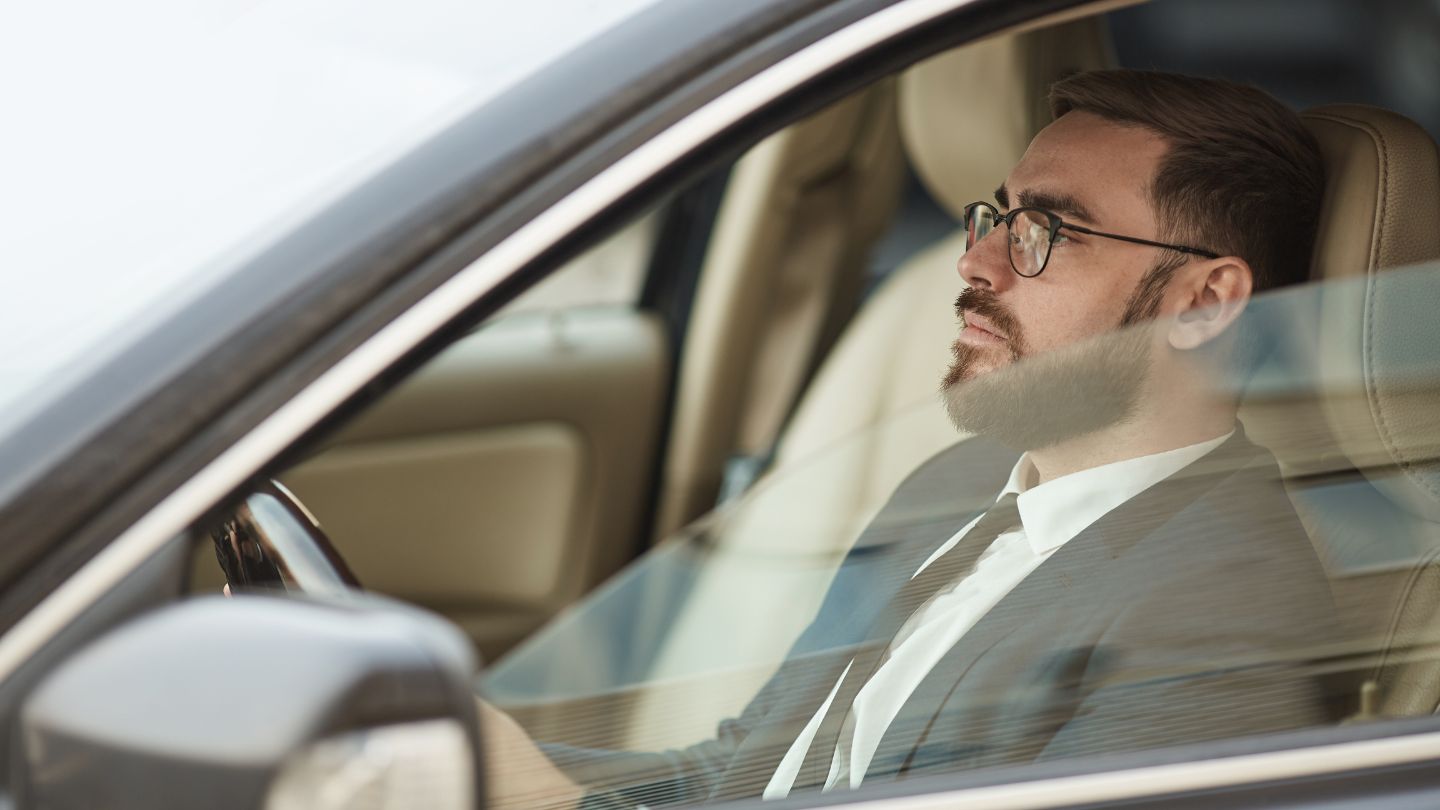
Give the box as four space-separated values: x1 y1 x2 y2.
462 1 1440 800
475 264 1440 803
271 190 685 663
234 0 1440 806
497 211 663 317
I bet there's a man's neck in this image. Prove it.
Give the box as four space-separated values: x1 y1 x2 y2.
1023 394 1235 486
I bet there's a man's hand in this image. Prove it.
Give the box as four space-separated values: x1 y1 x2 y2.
477 698 586 810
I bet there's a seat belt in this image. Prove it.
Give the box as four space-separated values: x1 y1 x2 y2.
717 190 858 504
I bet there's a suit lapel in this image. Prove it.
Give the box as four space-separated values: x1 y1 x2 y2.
863 526 1105 782
789 438 1017 656
714 430 1265 797
864 430 1265 783
708 513 980 800
708 439 1017 799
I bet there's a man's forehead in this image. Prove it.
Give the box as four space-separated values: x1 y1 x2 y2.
999 112 1166 228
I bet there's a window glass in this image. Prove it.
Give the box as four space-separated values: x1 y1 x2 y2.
463 1 1440 805
271 195 677 665
497 209 662 318
478 264 1440 804
229 0 1440 806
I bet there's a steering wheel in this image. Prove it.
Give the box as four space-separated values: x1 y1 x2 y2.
208 480 362 596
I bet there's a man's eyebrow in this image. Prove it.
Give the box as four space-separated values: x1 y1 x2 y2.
994 184 1009 208
1015 187 1098 225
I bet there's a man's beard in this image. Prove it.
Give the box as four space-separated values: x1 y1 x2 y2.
940 260 1176 451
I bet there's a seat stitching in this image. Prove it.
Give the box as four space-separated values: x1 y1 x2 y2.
1370 542 1440 688
1358 122 1440 502
1306 111 1439 502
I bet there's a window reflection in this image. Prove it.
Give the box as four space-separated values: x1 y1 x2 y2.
481 265 1440 803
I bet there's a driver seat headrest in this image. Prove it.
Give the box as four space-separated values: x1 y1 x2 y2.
1278 105 1440 518
1250 105 1440 506
897 17 1114 221
1285 105 1440 721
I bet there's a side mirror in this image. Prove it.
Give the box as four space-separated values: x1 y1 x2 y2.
16 595 484 810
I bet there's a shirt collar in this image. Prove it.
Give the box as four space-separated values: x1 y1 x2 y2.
996 429 1235 555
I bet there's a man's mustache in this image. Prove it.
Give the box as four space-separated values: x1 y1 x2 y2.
954 288 1023 346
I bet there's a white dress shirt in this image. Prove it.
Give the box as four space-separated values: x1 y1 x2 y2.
764 430 1233 799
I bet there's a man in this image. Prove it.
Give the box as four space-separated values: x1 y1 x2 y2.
484 68 1334 807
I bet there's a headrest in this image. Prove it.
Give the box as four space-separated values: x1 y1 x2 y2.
896 18 1114 221
1304 105 1440 519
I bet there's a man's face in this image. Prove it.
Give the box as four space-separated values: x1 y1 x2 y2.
941 112 1178 449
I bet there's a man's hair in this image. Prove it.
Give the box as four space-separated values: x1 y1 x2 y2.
1049 70 1325 294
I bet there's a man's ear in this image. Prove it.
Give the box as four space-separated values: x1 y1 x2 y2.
1167 256 1253 351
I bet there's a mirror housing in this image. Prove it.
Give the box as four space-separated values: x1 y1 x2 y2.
17 594 483 809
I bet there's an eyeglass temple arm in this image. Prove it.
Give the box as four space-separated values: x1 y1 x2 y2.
1061 223 1220 259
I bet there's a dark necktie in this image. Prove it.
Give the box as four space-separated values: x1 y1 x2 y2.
794 492 1023 791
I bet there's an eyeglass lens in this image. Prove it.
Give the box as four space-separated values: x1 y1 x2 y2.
965 205 995 250
964 205 1054 277
1011 210 1052 276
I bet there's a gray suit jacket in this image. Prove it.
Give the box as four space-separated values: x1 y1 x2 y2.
561 430 1339 806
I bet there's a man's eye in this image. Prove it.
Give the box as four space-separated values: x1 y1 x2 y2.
1052 232 1073 245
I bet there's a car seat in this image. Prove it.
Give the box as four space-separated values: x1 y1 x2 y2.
1253 104 1440 719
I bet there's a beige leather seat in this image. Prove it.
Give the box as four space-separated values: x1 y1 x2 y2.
653 83 907 540
1272 105 1440 719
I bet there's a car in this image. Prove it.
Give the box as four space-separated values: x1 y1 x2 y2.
4 0 1440 807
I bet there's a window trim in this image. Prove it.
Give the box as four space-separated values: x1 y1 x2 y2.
835 727 1440 809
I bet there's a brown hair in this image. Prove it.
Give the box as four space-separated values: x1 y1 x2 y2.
1049 70 1324 293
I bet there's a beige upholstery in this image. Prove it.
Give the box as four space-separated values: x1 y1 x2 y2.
283 311 670 660
1363 544 1440 717
1248 107 1440 470
1281 105 1440 719
1241 107 1440 482
1306 107 1440 504
652 84 906 540
899 18 1115 222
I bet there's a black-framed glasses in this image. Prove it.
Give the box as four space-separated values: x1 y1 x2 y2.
963 201 1220 278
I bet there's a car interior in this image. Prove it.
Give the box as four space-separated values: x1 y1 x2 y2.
187 0 1440 775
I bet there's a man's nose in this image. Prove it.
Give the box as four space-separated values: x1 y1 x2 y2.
958 227 1013 292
